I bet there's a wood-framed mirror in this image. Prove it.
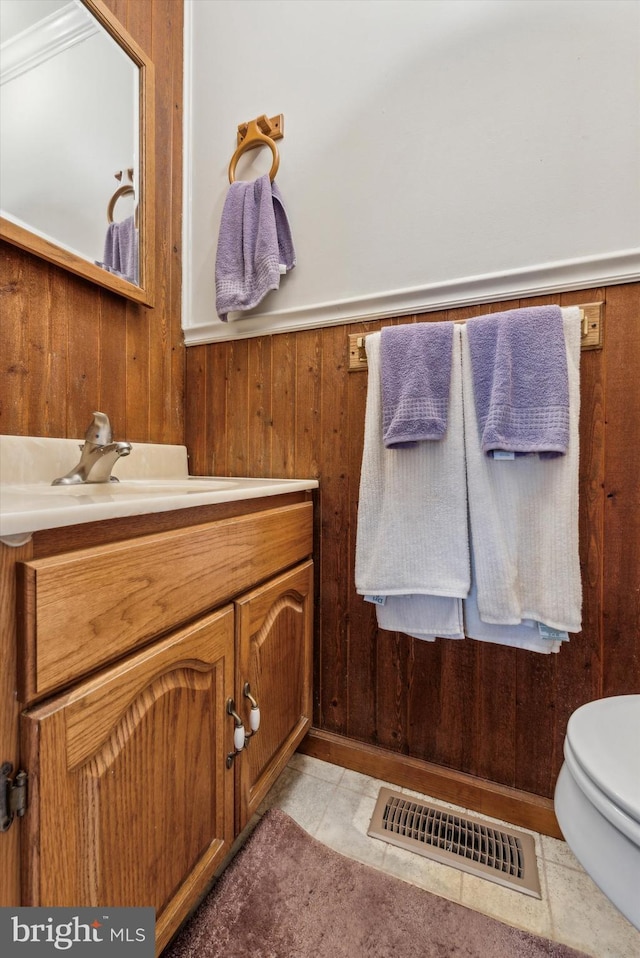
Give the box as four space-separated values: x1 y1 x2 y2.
0 0 155 306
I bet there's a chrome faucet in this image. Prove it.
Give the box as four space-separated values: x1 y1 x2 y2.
52 412 132 485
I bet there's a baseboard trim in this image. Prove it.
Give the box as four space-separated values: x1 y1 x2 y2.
298 728 563 840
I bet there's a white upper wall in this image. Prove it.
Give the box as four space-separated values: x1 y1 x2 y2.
183 0 640 343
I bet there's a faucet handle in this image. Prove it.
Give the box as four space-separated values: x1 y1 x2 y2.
85 412 112 446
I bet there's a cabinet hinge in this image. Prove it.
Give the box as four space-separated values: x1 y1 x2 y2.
1 762 28 832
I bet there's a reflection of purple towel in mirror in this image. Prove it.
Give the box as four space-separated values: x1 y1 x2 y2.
100 214 139 284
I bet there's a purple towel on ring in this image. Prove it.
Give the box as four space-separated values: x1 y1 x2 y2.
215 173 296 322
466 305 569 458
381 322 455 448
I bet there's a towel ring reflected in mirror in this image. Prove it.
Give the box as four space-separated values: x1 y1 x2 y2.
228 134 279 183
107 186 136 224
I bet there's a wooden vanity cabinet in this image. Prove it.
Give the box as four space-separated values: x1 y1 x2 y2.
4 494 314 955
235 560 313 831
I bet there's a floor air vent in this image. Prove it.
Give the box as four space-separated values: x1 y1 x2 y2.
368 788 541 898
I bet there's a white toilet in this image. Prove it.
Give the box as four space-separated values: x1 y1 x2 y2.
554 694 640 930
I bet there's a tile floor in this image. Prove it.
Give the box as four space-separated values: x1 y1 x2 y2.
238 753 640 958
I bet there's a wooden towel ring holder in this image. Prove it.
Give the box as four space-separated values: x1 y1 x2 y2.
228 114 284 184
107 168 137 225
107 185 135 223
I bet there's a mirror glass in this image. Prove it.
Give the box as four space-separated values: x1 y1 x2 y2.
0 0 153 305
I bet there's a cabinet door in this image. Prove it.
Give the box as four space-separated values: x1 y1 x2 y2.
20 605 235 955
235 560 313 830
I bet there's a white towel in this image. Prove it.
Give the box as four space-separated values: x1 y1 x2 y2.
355 329 469 638
376 594 465 642
461 307 582 632
463 555 564 653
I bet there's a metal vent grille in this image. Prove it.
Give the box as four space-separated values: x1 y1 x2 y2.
368 788 541 898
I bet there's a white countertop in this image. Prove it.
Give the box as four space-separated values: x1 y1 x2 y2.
0 436 318 542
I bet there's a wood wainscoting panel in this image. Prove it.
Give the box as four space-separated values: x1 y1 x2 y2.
186 284 640 805
602 283 640 695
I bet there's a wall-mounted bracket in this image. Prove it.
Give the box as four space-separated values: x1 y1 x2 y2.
579 301 604 350
348 334 370 372
237 114 284 147
348 302 604 371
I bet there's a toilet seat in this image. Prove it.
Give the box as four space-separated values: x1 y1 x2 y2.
564 694 640 841
563 738 640 848
555 694 640 930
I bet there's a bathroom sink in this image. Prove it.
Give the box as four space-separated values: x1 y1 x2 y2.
7 478 240 497
0 435 318 542
0 473 318 541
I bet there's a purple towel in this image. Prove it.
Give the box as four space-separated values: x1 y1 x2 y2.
215 174 296 322
381 322 455 448
466 305 569 458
